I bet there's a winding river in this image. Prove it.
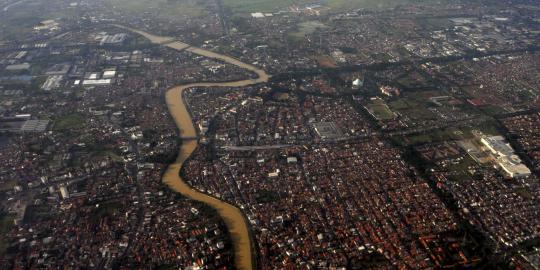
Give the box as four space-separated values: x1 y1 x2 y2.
115 25 269 270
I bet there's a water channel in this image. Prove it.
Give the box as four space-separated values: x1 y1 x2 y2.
116 25 270 270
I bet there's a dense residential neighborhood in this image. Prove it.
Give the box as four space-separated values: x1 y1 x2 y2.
0 0 539 269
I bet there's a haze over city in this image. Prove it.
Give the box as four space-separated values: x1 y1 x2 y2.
0 0 539 269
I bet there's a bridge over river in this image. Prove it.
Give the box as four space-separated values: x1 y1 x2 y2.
115 25 270 270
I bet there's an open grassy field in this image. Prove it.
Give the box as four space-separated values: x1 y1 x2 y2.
0 212 14 255
389 98 437 121
314 55 338 68
366 100 395 120
323 0 410 11
223 0 447 14
223 0 299 13
397 119 501 146
0 0 80 41
404 128 460 145
288 20 328 41
91 201 123 222
104 0 207 18
53 113 85 131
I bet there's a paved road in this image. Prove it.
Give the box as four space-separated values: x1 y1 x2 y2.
115 24 270 270
222 144 295 151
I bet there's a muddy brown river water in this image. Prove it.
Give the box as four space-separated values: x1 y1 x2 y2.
116 25 269 270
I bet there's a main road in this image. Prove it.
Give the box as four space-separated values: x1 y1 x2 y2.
115 25 269 270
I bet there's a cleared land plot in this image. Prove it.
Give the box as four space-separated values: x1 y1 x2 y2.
314 55 338 68
0 179 17 192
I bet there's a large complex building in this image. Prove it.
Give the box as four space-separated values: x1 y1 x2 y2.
481 135 531 178
41 75 63 91
0 117 49 132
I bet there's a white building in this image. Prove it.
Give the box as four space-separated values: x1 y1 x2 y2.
59 186 69 199
352 78 363 89
82 79 111 86
480 135 531 178
251 12 265 18
498 157 532 178
481 136 514 156
102 70 116 79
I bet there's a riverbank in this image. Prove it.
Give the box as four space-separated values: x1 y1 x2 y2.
116 25 270 270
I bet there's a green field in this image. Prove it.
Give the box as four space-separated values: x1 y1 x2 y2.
399 119 501 146
0 0 79 42
388 99 409 110
104 0 206 18
478 104 507 116
288 20 328 41
91 201 123 222
0 212 14 255
223 0 447 14
53 113 85 131
389 99 436 121
400 126 467 146
458 120 501 137
323 0 411 10
223 0 299 13
255 189 280 204
366 101 395 120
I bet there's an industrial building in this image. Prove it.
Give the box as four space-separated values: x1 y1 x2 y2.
82 79 112 86
480 135 531 178
102 70 117 79
20 120 50 132
100 33 127 45
0 118 49 132
497 156 532 179
5 63 30 71
481 136 514 157
41 75 63 91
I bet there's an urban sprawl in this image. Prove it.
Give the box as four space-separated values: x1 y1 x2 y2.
0 0 539 269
